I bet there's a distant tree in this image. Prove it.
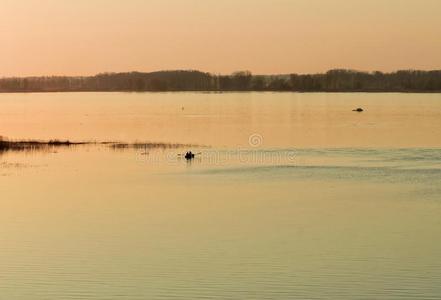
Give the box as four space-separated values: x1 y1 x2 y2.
251 76 266 90
231 71 252 90
0 69 440 92
149 78 167 91
267 77 290 90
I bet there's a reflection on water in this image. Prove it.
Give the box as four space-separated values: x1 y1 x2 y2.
1 92 441 147
1 92 441 299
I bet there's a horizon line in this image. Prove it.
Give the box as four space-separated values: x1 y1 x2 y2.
2 68 441 79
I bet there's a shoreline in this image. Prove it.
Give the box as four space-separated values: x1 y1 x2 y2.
1 90 441 94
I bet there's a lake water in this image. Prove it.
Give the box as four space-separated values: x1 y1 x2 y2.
1 92 441 299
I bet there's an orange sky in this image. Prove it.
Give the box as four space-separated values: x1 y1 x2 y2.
1 0 440 76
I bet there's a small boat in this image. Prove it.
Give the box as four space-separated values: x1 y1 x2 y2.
184 151 195 160
353 108 364 112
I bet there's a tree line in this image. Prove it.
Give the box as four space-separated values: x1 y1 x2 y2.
1 69 440 92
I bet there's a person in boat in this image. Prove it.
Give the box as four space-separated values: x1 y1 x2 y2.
185 151 195 160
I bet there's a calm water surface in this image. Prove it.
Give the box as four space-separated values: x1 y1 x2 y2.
1 92 441 299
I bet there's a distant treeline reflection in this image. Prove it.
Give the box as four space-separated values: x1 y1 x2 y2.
1 69 441 92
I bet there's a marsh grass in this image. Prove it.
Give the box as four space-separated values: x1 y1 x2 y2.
0 137 86 152
110 142 200 150
0 136 203 154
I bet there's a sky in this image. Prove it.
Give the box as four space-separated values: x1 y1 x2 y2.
1 0 441 76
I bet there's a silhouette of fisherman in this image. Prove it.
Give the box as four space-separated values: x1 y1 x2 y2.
185 151 195 160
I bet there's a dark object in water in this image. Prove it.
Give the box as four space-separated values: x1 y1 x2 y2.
185 151 195 160
353 108 364 112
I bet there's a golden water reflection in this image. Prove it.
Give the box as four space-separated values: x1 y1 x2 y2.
1 92 441 299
